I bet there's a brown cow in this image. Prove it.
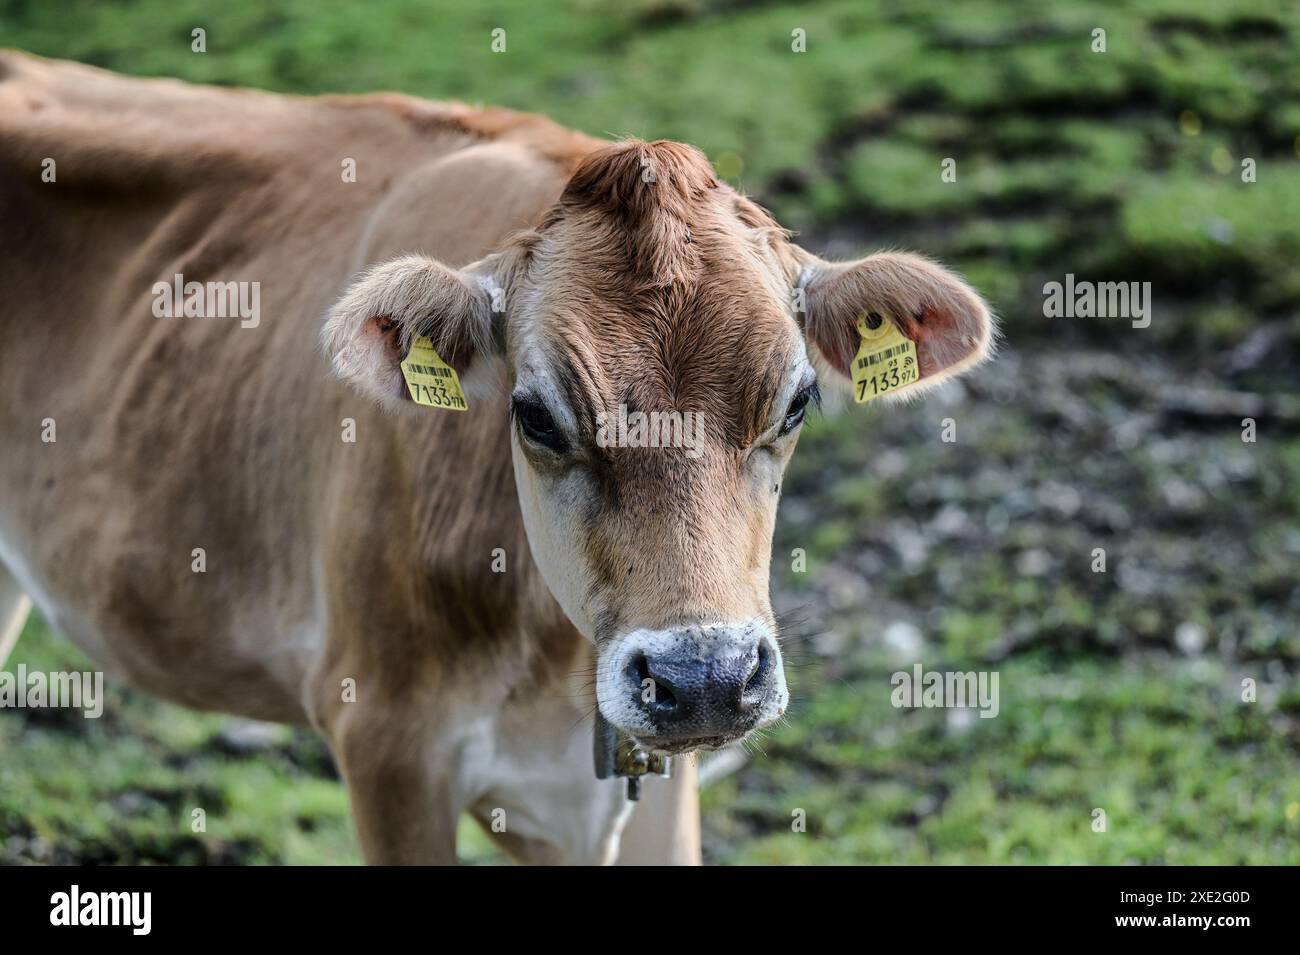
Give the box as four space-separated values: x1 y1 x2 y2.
0 52 993 864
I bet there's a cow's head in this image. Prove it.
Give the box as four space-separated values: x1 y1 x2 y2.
323 140 993 753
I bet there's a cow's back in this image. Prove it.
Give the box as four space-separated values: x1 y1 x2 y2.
0 52 596 720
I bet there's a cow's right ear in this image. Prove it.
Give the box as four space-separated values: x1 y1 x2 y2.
793 249 994 403
321 254 508 411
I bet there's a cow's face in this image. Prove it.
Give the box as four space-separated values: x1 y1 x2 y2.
323 140 993 754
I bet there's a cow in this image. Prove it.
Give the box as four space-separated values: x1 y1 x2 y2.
0 52 993 864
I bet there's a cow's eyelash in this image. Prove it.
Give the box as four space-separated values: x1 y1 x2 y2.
511 394 568 452
778 381 820 436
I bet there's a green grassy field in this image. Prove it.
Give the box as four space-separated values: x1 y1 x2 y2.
2 0 1298 864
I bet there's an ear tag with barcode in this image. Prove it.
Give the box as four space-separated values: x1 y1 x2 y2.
400 336 468 411
850 312 919 403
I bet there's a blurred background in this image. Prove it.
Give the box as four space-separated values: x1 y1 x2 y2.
1 0 1297 864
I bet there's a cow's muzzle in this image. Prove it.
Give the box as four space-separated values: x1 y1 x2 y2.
596 621 788 752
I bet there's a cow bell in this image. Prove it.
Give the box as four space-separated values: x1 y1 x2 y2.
593 713 672 801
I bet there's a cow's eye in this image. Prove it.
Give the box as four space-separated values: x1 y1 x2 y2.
779 382 819 436
512 396 567 452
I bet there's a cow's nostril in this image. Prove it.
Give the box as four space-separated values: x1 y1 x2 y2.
743 640 774 703
630 653 677 713
629 652 650 690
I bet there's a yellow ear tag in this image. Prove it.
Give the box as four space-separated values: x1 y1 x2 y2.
850 313 919 403
400 336 468 411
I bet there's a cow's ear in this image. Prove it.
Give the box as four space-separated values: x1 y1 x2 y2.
321 253 510 411
796 250 995 401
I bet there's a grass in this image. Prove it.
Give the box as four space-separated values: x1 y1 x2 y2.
1 614 359 865
2 0 1298 864
707 656 1300 865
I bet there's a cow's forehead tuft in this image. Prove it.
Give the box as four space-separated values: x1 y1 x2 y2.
535 138 774 291
560 139 718 222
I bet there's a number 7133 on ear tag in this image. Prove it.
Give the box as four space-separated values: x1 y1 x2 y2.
850 312 919 403
400 336 468 411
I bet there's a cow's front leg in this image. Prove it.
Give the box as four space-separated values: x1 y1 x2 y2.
615 757 701 865
320 685 463 865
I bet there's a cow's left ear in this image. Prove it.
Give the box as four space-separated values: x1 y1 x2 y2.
321 253 512 412
796 250 995 400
